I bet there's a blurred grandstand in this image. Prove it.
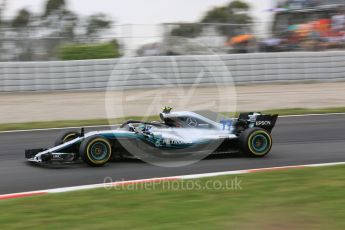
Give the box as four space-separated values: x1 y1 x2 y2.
141 0 345 55
263 0 345 52
0 0 344 60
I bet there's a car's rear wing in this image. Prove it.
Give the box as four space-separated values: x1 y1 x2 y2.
237 112 278 133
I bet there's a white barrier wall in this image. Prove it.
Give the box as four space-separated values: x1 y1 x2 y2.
0 51 344 92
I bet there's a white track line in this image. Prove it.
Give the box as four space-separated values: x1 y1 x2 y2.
1 112 345 134
1 161 345 201
279 112 345 118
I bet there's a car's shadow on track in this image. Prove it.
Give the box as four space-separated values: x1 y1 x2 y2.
25 152 247 170
205 152 243 160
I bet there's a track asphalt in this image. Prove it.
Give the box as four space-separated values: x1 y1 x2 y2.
0 114 344 194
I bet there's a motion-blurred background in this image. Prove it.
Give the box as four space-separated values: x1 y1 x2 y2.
0 0 344 123
0 0 344 60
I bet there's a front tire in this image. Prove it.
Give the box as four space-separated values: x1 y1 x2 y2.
54 130 80 146
79 136 112 167
239 128 272 157
54 130 81 160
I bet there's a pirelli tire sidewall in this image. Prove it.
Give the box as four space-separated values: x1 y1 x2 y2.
239 128 272 157
79 136 112 167
54 130 80 146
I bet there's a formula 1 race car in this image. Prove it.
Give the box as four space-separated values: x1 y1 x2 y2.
25 109 278 167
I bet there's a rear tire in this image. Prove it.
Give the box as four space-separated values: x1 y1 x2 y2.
239 128 272 157
79 136 112 167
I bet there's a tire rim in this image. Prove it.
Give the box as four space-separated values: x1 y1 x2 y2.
90 142 109 161
249 132 271 155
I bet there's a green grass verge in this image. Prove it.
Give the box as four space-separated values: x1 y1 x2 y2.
2 107 345 132
0 165 344 229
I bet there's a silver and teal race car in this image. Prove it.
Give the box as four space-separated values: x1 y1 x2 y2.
25 109 278 167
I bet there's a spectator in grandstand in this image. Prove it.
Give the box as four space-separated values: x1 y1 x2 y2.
331 9 345 32
285 30 301 51
329 9 345 49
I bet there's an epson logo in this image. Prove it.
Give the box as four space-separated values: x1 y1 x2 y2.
256 121 271 126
